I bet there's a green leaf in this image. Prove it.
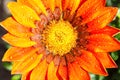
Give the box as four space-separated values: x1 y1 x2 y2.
117 9 120 19
11 74 21 80
111 51 119 61
2 62 12 71
114 33 120 41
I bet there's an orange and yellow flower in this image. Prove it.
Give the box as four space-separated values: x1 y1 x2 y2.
1 0 120 80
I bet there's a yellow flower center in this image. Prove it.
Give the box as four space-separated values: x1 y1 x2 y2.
42 20 77 56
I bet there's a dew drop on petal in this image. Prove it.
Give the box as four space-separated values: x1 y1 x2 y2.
9 56 13 60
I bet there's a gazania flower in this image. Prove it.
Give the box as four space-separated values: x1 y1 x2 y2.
1 0 120 80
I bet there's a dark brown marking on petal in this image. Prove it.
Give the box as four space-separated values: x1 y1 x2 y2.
76 36 88 50
68 12 76 22
71 48 81 56
76 24 88 32
53 55 61 66
39 14 48 27
53 7 61 20
74 24 89 50
63 9 76 22
56 71 63 80
46 53 54 64
46 9 55 22
31 28 42 47
60 56 67 66
35 21 44 32
31 25 41 34
63 9 70 21
72 17 82 27
66 53 75 63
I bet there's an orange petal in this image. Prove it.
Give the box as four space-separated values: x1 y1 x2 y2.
12 54 43 74
18 0 47 15
2 33 36 47
87 7 118 31
89 26 120 36
58 57 68 80
47 61 59 80
62 0 69 11
81 0 106 24
81 1 104 24
30 59 48 80
76 0 105 17
62 0 81 15
93 52 118 68
0 17 32 37
76 50 108 76
68 62 90 80
79 0 86 5
70 0 81 15
7 2 40 28
58 65 68 80
49 0 55 12
2 47 39 61
22 71 31 80
87 34 120 52
41 0 55 12
55 0 62 11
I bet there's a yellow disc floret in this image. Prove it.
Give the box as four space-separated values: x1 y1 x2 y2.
42 20 77 56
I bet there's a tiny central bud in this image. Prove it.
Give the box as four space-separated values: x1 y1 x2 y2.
42 20 77 56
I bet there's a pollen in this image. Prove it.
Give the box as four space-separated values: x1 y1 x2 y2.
42 20 77 56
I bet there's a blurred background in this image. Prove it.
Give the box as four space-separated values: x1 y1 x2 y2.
0 0 120 80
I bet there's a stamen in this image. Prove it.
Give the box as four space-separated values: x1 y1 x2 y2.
42 20 77 56
31 7 89 64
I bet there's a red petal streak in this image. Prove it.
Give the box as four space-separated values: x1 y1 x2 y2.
47 61 59 80
89 26 120 36
87 34 120 52
94 52 118 68
12 54 43 74
58 57 68 80
62 0 69 11
76 50 108 76
87 7 118 31
68 62 90 80
22 71 32 80
30 59 48 80
79 0 86 5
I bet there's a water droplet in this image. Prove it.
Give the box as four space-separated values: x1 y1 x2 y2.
9 56 13 60
97 20 100 23
30 57 34 60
